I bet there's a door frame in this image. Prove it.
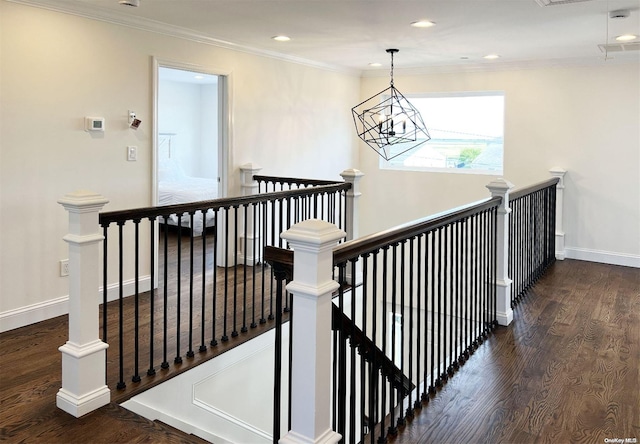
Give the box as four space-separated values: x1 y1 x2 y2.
151 57 233 284
151 57 232 205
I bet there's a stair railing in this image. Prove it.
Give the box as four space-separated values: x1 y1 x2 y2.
56 167 363 417
266 170 566 444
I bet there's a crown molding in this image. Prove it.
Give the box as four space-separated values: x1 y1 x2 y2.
361 55 640 78
7 0 361 77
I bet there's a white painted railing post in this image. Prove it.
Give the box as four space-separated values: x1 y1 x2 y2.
339 168 364 242
549 167 567 260
486 179 515 326
57 190 110 417
280 219 344 444
339 168 364 286
240 163 263 264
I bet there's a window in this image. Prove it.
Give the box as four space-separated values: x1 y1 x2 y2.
380 92 505 175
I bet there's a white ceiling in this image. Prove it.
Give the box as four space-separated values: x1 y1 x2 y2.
13 0 640 74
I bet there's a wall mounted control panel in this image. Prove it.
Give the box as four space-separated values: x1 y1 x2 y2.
85 117 105 132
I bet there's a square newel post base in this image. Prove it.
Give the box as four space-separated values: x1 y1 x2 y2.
56 339 110 417
280 429 342 444
495 278 514 326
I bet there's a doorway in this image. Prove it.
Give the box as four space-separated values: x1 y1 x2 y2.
153 61 228 208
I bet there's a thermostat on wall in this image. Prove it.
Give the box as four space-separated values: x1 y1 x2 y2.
85 117 105 132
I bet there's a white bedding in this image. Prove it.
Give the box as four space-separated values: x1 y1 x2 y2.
158 158 218 234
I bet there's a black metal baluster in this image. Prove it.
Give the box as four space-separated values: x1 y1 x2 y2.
174 215 183 365
187 213 195 358
222 208 230 342
407 236 415 417
440 225 448 384
148 218 156 376
251 203 258 329
379 246 388 443
211 210 219 347
388 244 398 437
242 205 249 333
260 201 267 324
415 234 422 408
370 250 379 444
472 214 480 349
360 253 369 441
200 211 207 353
117 221 126 390
271 261 287 444
162 219 169 369
132 219 141 383
399 239 408 424
349 259 357 443
430 229 436 394
448 223 454 376
232 206 239 338
463 218 470 359
337 263 347 441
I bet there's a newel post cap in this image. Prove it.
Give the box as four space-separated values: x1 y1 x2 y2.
340 168 364 180
239 162 263 172
281 219 346 248
58 190 109 212
486 178 515 194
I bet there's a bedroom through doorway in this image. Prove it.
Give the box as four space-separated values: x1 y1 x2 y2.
154 64 228 234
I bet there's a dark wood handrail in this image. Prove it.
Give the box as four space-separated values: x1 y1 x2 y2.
99 182 351 226
253 175 342 187
509 177 559 201
333 196 501 265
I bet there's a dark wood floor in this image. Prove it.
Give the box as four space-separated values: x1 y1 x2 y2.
392 259 639 444
1 259 638 443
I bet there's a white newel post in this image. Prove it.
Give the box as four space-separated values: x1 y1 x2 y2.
240 163 263 264
57 191 111 417
339 169 364 286
279 220 344 444
549 167 567 260
486 179 515 326
339 168 364 242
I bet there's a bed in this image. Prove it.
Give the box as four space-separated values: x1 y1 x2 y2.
158 156 218 235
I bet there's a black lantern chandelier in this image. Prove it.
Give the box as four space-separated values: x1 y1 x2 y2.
352 49 430 161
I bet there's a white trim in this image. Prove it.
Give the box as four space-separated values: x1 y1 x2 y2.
565 247 640 268
0 276 152 332
0 296 69 333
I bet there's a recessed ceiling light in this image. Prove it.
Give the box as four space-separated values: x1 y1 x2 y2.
272 35 291 42
483 54 500 60
616 34 637 42
410 20 436 28
369 62 382 67
118 0 139 6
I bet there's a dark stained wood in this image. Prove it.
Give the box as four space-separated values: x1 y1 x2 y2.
1 259 637 443
391 260 640 444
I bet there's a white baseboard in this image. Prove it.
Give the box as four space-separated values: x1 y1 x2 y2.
0 275 152 333
101 276 152 304
0 296 69 333
565 247 640 268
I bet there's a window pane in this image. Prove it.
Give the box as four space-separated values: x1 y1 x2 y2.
381 92 505 175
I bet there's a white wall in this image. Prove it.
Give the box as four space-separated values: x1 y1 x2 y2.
358 62 640 266
0 1 360 329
